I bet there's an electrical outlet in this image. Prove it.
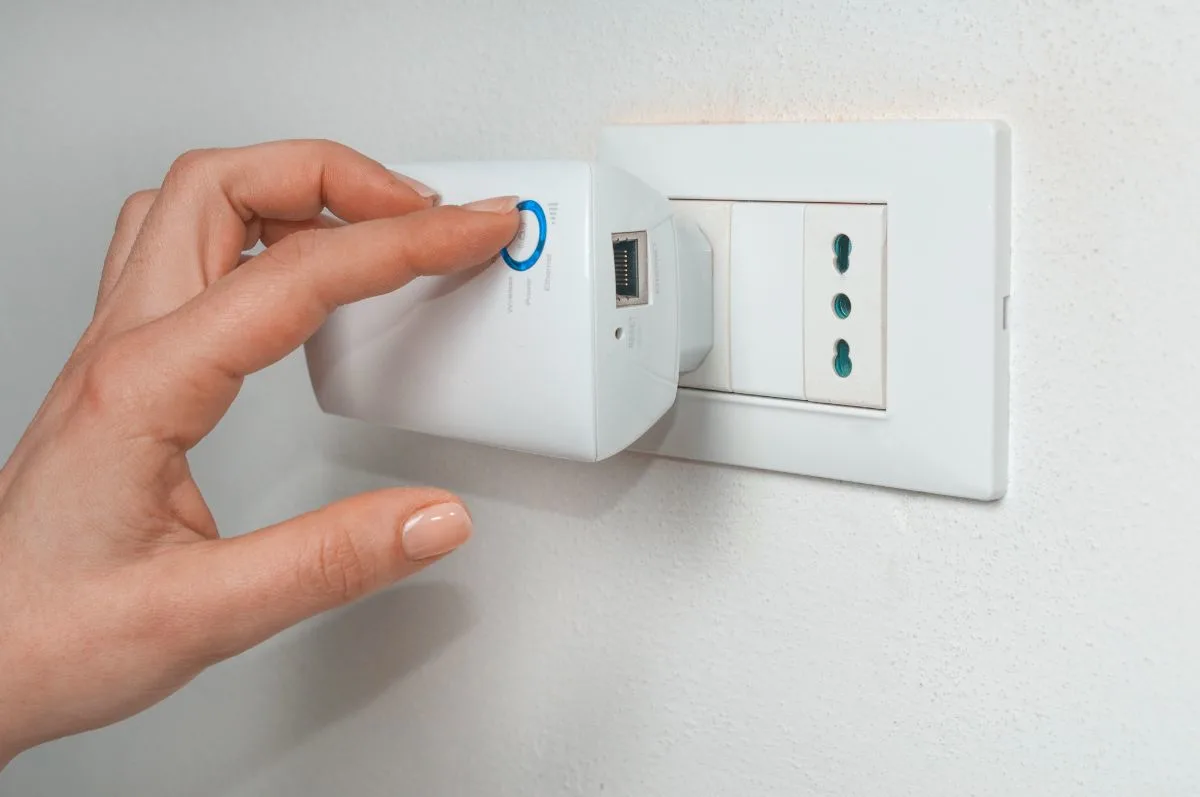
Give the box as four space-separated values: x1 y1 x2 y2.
672 200 732 392
728 202 806 401
600 121 1011 500
803 204 886 409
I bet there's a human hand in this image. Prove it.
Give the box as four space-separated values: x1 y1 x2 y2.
0 140 519 766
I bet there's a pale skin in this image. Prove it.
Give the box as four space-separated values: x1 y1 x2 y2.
0 140 521 769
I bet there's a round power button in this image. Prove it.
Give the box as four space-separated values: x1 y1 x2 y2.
501 199 547 271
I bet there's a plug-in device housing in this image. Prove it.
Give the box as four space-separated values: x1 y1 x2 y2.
305 160 712 461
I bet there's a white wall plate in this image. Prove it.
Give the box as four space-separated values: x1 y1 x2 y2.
599 122 1011 500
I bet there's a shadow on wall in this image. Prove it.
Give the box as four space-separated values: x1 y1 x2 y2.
164 581 475 797
320 416 655 521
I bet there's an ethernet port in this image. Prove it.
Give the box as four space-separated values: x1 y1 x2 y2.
613 231 649 307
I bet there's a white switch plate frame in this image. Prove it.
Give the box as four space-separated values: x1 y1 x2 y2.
598 121 1011 500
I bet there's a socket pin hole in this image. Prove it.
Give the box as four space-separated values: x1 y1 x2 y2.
833 339 853 378
833 234 852 274
833 293 852 318
614 327 624 340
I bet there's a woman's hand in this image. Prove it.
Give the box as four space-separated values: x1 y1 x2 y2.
0 140 519 766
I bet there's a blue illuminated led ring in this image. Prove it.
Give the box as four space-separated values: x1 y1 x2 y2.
500 199 547 272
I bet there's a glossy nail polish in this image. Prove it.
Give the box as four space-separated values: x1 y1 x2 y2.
401 502 473 561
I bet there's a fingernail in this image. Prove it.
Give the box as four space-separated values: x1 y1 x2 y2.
401 502 473 561
463 196 520 214
388 170 440 202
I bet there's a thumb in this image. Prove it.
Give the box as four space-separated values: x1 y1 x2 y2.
162 487 472 662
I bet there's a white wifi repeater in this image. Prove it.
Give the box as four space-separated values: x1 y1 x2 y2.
305 161 713 461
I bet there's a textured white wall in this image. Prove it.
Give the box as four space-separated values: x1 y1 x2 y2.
2 0 1199 794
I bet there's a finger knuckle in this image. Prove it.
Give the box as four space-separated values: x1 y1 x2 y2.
287 227 324 265
300 138 344 157
117 189 157 225
262 228 330 303
165 148 217 187
262 227 322 271
76 338 141 417
308 527 374 604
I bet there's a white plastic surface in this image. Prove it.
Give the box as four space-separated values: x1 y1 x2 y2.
729 202 807 401
305 160 712 462
600 121 1011 500
674 201 732 391
803 203 887 409
673 216 715 374
505 206 542 262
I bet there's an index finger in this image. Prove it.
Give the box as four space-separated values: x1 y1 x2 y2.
161 139 438 226
133 199 520 448
113 140 439 324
